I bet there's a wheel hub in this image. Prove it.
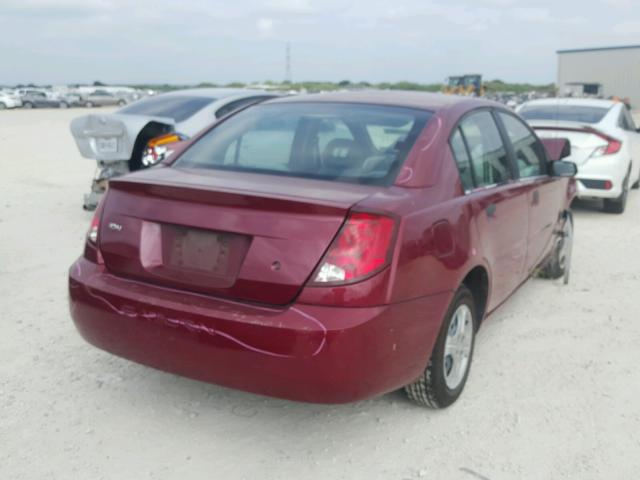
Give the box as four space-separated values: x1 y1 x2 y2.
443 304 473 390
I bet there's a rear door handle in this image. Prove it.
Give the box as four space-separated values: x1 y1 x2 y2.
532 190 540 206
486 203 497 218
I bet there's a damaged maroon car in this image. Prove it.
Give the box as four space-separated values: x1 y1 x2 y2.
69 92 576 408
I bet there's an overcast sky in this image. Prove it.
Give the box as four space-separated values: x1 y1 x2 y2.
1 0 639 85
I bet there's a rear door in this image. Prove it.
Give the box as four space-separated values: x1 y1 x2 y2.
496 111 562 273
455 110 529 309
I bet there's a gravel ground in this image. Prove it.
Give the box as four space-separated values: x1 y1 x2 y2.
1 108 640 480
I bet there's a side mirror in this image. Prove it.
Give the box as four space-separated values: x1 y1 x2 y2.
550 160 577 177
541 138 571 161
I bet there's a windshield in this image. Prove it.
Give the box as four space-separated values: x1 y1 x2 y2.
118 95 215 122
174 102 432 186
519 104 610 124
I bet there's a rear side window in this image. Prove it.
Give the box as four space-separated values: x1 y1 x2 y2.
519 105 610 124
619 108 637 131
175 103 432 186
215 96 274 119
119 95 216 122
498 112 546 178
450 128 474 192
459 111 511 187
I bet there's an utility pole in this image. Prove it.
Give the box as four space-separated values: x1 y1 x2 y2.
285 42 292 83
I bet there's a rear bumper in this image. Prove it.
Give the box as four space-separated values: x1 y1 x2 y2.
576 177 621 199
575 156 628 199
69 257 451 403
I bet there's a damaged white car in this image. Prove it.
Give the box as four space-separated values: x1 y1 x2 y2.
70 88 278 209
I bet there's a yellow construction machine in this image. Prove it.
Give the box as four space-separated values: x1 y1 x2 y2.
442 74 485 97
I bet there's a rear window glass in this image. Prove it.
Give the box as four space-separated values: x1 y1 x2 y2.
519 105 610 124
174 103 432 186
118 95 215 122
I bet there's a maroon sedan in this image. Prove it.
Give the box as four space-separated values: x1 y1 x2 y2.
69 92 577 408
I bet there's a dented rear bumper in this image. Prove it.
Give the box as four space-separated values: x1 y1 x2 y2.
68 257 450 403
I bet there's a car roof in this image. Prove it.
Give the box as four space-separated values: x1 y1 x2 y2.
159 88 269 99
520 97 618 109
265 90 494 113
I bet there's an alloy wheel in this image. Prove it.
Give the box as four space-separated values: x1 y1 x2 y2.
443 304 474 390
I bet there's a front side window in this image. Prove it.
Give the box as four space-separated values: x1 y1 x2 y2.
175 103 432 186
459 111 511 188
498 112 546 178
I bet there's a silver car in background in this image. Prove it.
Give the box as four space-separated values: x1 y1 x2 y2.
70 88 279 209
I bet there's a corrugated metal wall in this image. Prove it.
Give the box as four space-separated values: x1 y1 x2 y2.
558 47 640 106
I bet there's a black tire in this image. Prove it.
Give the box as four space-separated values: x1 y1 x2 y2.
23 102 33 109
603 172 630 214
117 100 126 107
85 101 94 108
404 286 477 409
0 102 6 110
539 214 573 280
59 101 69 109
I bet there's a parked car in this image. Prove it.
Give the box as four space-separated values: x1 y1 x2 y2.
81 90 128 108
518 98 640 213
0 90 22 109
70 88 280 210
19 90 62 109
57 92 83 108
69 92 577 408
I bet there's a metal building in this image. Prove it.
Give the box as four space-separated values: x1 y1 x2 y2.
557 45 640 106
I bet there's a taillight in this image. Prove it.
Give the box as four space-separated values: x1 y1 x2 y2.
86 196 105 245
142 132 186 167
311 212 396 285
87 214 99 244
590 130 622 157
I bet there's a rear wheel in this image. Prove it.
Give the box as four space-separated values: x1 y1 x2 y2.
85 101 94 108
603 172 629 214
23 102 33 109
59 101 69 109
539 213 573 282
117 100 126 107
404 286 476 409
0 102 6 110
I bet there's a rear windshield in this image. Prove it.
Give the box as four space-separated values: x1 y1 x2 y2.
519 105 610 124
118 95 215 122
174 103 432 185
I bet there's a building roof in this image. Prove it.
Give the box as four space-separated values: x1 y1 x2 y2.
557 44 640 55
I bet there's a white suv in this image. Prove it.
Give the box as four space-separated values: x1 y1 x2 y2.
518 98 640 213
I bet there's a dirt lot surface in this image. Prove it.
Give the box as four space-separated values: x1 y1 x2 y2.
2 108 640 480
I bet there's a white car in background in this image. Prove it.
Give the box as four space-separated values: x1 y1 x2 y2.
518 98 640 213
0 90 22 109
70 88 280 209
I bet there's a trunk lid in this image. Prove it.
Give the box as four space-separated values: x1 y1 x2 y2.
70 113 175 162
99 168 377 305
531 120 609 167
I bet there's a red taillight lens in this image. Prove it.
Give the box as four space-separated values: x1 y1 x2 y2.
87 210 100 244
86 197 105 245
311 212 396 285
590 129 622 157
